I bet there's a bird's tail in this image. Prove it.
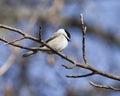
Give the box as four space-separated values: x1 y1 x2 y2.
22 51 37 57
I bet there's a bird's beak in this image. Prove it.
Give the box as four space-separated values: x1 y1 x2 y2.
64 35 71 42
67 38 71 42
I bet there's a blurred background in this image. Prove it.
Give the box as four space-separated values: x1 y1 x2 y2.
0 0 120 96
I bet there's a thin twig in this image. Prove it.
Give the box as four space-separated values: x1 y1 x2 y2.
80 14 88 64
4 37 25 45
0 38 35 51
0 38 49 52
39 26 42 41
0 24 25 36
89 81 120 91
66 72 94 78
62 64 76 69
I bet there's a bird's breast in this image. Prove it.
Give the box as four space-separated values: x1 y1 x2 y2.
47 35 68 51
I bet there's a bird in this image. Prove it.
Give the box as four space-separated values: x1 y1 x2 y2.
22 28 71 57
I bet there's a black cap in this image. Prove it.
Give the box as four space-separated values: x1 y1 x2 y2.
64 29 71 41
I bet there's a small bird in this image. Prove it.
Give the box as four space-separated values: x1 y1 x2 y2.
22 28 71 57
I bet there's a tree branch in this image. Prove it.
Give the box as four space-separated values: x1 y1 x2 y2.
89 81 120 91
39 26 42 41
62 64 76 69
80 14 88 64
0 18 120 85
4 37 25 45
0 24 25 36
66 72 94 78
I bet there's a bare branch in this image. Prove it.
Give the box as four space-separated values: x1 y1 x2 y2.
0 24 25 36
0 38 36 51
89 81 120 91
80 14 88 64
0 24 120 82
0 37 57 52
4 37 25 45
66 72 94 78
0 24 41 43
62 64 76 69
39 26 42 41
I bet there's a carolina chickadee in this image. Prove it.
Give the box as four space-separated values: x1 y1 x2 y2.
22 29 71 57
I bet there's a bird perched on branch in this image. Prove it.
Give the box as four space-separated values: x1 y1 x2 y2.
23 29 71 57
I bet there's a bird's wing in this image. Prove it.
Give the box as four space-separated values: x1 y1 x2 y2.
40 33 59 47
